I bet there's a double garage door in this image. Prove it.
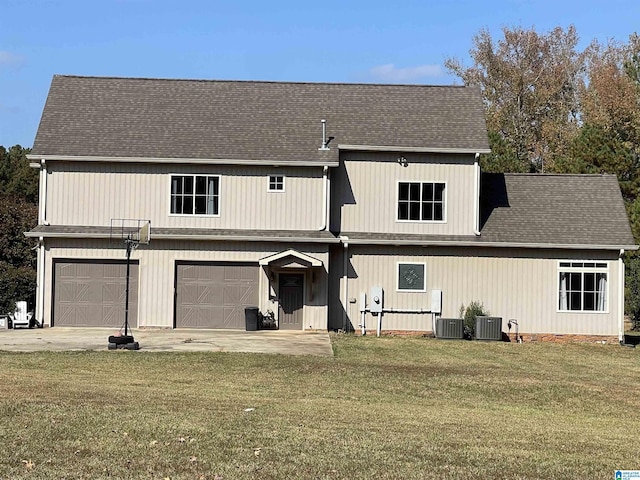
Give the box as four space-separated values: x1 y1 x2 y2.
175 262 259 329
53 260 138 328
52 260 258 329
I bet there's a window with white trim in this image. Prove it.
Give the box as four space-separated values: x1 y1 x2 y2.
558 262 608 312
397 263 426 292
170 175 220 215
398 182 445 221
268 175 284 192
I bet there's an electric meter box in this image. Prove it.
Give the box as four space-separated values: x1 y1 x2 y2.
431 289 442 314
370 286 383 313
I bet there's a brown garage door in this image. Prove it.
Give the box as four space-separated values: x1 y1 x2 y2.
53 260 138 328
175 262 259 329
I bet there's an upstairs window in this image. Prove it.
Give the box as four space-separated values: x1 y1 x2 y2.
170 175 220 215
398 182 445 222
558 262 608 312
268 175 285 192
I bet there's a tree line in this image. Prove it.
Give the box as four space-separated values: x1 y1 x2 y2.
0 145 38 314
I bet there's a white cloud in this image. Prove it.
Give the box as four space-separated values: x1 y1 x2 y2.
369 63 443 83
0 51 24 67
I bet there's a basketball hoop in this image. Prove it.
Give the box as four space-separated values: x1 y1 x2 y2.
107 219 151 350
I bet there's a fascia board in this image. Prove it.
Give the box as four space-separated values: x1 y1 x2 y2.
26 154 339 167
24 230 340 243
342 237 638 251
337 145 491 154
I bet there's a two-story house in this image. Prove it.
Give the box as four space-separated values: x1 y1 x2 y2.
26 75 637 342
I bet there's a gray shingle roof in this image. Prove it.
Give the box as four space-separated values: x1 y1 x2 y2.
480 173 636 248
31 75 490 163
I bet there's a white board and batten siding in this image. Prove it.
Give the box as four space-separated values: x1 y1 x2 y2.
41 238 329 330
45 162 324 230
331 152 477 235
332 245 621 336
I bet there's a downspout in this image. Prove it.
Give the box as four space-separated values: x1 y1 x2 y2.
37 237 45 326
40 159 49 225
340 236 349 331
473 153 481 236
36 159 48 326
318 166 329 230
619 249 625 343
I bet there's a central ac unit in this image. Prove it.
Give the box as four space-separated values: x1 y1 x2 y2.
475 316 502 341
435 317 464 339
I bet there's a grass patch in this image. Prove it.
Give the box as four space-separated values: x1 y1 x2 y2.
1 335 639 479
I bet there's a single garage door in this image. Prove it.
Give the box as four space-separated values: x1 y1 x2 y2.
175 262 259 329
53 260 138 327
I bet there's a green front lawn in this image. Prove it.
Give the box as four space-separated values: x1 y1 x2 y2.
1 335 639 479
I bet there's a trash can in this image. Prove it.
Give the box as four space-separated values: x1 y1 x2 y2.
245 307 259 331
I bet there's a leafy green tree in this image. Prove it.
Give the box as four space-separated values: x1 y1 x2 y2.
480 130 530 173
0 145 38 314
555 123 638 200
0 193 38 313
0 145 38 202
0 194 38 268
0 263 36 315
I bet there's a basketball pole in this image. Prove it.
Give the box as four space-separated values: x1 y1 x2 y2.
124 234 134 338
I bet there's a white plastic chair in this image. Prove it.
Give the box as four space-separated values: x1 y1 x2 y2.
10 301 32 328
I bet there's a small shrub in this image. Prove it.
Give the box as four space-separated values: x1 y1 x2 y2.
459 301 490 339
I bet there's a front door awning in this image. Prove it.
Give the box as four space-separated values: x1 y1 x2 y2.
259 249 323 269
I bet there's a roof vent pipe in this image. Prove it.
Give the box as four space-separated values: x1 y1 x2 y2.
319 119 330 151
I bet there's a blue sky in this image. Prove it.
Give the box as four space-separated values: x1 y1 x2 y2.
1 0 639 148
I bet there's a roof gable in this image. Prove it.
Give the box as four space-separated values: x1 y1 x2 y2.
32 75 490 163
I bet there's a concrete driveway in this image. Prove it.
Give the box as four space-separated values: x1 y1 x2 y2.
0 327 334 356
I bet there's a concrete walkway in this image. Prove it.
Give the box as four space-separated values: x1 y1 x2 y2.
0 327 334 356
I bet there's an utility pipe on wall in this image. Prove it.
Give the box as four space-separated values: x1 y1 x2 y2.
381 308 432 314
35 159 48 326
37 237 45 326
473 153 481 236
318 166 329 231
340 236 349 332
39 159 49 225
619 249 625 343
358 307 433 336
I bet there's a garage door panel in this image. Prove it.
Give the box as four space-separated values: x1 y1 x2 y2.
102 282 123 303
53 260 138 328
224 267 240 281
103 304 125 325
223 306 239 328
175 262 259 329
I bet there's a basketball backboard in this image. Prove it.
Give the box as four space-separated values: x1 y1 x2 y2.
110 219 151 245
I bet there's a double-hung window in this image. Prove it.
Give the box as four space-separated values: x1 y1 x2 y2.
558 262 608 312
170 175 220 215
398 182 445 221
